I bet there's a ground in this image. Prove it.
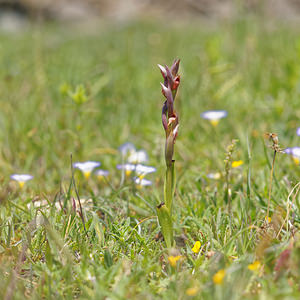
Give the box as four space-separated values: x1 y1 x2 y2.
0 18 299 299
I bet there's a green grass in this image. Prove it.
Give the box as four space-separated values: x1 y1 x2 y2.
0 17 300 299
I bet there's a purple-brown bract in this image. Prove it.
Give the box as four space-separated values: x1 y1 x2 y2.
158 59 180 167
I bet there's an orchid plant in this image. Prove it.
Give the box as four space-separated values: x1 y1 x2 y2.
157 59 180 248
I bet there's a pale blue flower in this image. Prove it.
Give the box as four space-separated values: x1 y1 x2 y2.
95 169 109 181
119 142 136 156
284 147 300 165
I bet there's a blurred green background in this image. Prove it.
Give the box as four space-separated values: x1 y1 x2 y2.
0 2 300 299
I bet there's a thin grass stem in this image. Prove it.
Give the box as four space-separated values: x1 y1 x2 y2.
267 150 276 220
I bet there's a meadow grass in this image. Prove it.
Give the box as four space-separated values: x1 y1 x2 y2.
0 17 300 299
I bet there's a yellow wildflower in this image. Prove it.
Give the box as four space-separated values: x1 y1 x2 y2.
168 255 182 267
231 160 243 168
248 260 261 271
191 241 201 254
186 287 199 296
213 269 226 285
265 216 271 223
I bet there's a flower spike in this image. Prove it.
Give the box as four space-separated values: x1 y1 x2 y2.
157 59 181 248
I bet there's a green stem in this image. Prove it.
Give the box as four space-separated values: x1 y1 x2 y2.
157 203 173 248
267 150 276 220
158 159 176 248
164 160 176 212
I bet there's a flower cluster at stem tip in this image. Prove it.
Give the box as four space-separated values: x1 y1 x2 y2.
158 59 181 166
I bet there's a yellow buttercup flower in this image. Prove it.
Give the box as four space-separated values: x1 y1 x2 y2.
191 241 201 254
232 160 243 168
248 260 261 271
168 255 182 267
213 269 225 285
265 216 271 223
186 287 199 296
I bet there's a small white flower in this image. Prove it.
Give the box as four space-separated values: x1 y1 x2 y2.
27 199 48 208
128 150 148 164
73 161 101 179
284 147 300 157
119 142 136 156
133 177 152 187
117 163 136 170
117 164 156 178
201 110 228 127
207 172 221 180
201 110 228 120
95 169 109 181
10 174 33 188
117 163 137 176
135 164 156 178
95 169 109 177
297 128 300 136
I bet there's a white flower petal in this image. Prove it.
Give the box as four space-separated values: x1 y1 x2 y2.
73 161 101 172
119 142 136 155
284 147 300 157
133 177 152 186
116 163 137 171
95 169 109 177
135 164 156 175
128 150 148 164
207 172 221 180
201 110 228 120
10 174 33 182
